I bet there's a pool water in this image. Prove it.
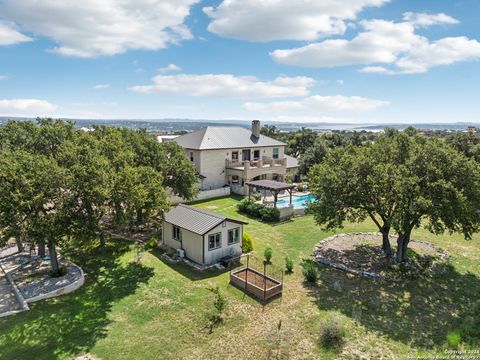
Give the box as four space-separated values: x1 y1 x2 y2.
276 194 316 209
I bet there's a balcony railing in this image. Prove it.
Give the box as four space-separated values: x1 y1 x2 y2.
226 156 286 169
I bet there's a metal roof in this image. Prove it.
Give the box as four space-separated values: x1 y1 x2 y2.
285 154 299 169
174 126 286 150
164 204 247 235
245 180 296 191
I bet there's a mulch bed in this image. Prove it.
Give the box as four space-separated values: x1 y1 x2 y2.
314 233 447 280
235 268 279 289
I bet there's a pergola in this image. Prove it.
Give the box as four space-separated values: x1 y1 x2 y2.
246 180 296 208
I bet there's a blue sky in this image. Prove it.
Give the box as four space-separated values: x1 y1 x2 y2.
0 0 479 123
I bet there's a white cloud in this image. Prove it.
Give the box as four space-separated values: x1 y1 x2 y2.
243 95 389 113
358 66 395 74
204 0 389 41
271 18 480 74
93 84 110 90
0 75 9 80
130 74 315 99
0 0 199 57
403 12 459 28
336 80 344 85
0 21 31 46
158 63 182 74
0 99 57 116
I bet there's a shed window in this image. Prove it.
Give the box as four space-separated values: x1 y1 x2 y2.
208 233 222 250
228 228 240 245
189 152 194 162
172 225 181 241
253 150 260 160
273 148 279 159
232 151 239 161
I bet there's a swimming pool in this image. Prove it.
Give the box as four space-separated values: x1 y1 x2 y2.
276 194 315 209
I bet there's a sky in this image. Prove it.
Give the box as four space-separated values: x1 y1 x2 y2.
0 0 479 124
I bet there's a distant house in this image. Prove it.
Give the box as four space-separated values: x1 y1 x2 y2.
162 204 248 265
467 126 477 133
174 120 298 195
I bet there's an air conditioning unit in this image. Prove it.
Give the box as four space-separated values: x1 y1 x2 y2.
177 248 185 258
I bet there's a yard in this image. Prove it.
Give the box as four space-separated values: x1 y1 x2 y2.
0 195 479 359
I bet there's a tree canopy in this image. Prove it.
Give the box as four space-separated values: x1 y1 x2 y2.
0 119 198 274
308 132 480 263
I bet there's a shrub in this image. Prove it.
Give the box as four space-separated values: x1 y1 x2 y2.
242 231 254 253
145 236 158 250
302 260 318 284
447 331 461 349
259 206 280 222
252 192 262 201
285 256 294 273
237 198 280 222
264 246 273 264
207 286 227 332
318 313 346 349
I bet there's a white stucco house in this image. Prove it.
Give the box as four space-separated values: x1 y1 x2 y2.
174 120 299 195
163 204 248 265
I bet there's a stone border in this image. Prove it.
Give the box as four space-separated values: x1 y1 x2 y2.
313 232 448 281
0 264 29 318
25 261 85 303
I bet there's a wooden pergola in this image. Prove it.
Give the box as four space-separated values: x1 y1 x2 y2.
246 180 296 208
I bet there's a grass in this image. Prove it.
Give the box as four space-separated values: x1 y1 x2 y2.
0 195 479 359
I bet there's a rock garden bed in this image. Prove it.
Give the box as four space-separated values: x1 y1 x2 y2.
314 233 448 281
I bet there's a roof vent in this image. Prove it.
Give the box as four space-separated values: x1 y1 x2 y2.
252 120 260 138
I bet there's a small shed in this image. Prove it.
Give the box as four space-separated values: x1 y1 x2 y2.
163 204 248 265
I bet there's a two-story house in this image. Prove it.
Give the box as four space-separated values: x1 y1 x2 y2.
175 120 298 195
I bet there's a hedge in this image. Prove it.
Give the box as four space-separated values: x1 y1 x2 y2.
237 198 280 222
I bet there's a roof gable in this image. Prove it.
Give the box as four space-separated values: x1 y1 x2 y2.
174 126 286 150
164 204 247 235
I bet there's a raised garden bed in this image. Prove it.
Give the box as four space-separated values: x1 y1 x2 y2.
230 267 283 302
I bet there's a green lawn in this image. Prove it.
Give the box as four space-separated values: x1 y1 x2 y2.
1 196 479 359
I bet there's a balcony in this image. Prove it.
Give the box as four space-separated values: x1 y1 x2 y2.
225 156 286 170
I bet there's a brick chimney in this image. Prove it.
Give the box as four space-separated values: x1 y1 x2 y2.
252 120 260 138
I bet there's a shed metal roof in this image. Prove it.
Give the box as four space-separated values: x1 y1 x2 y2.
164 204 247 235
174 126 286 150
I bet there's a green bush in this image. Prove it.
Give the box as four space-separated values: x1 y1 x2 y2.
285 256 294 273
259 206 280 222
145 236 158 250
302 260 318 284
447 331 461 349
318 313 346 349
264 246 273 264
237 198 280 222
242 231 254 253
252 192 262 201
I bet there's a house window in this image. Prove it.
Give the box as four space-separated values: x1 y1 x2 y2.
253 150 260 160
208 233 222 250
232 151 239 161
273 148 279 159
172 225 182 241
272 174 279 181
228 228 240 245
189 152 194 162
231 175 239 184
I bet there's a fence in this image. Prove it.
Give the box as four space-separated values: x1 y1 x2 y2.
170 187 231 204
229 255 283 302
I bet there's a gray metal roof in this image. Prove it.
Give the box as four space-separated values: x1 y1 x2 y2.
164 204 247 235
285 154 299 169
174 126 286 150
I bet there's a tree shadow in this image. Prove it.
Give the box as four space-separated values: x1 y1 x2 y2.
307 262 480 349
149 248 228 281
0 240 154 360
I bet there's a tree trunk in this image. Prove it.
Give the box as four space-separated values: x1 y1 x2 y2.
99 231 105 247
15 237 24 253
380 226 392 260
396 232 411 263
38 242 46 258
136 208 143 223
47 241 60 275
